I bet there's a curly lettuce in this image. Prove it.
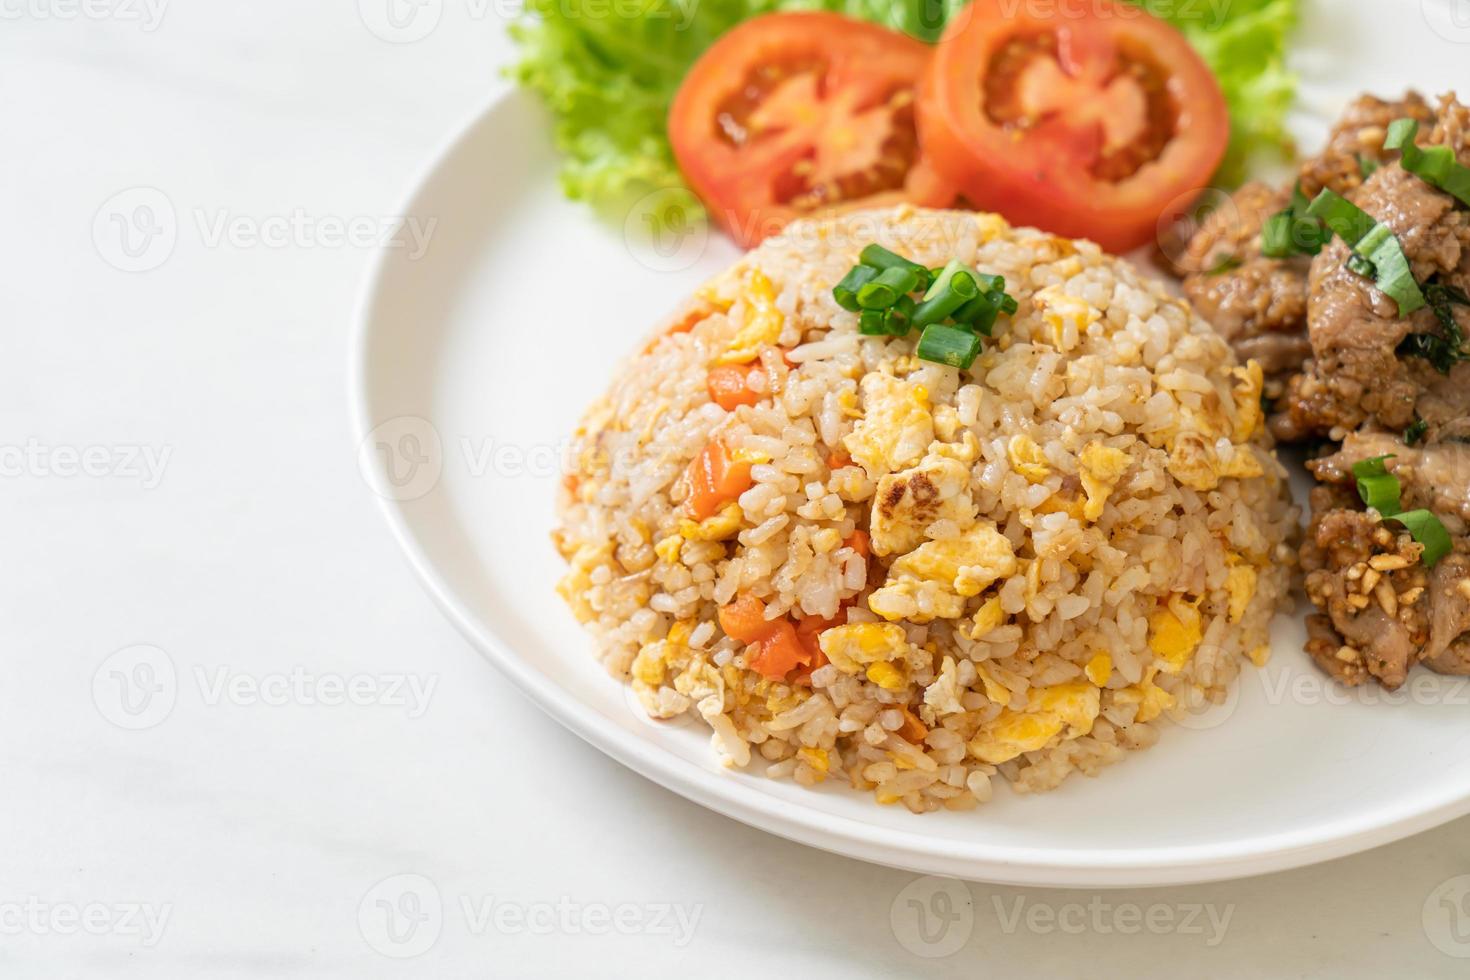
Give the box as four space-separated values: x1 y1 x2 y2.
510 0 1298 222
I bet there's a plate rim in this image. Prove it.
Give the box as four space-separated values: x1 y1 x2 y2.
349 86 1470 888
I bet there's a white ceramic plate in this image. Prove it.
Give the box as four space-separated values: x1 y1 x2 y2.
352 0 1470 887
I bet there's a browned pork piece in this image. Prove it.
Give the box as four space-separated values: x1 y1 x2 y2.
1279 93 1470 441
1256 92 1470 690
1179 182 1313 376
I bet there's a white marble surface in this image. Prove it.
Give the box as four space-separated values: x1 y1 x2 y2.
5 2 1470 976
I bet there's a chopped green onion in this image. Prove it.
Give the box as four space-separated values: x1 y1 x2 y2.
856 265 919 310
1398 331 1465 373
913 268 979 328
1345 253 1376 278
1207 254 1243 275
1358 154 1379 179
858 308 887 336
922 260 965 301
833 265 877 312
1391 509 1453 567
1385 118 1470 208
1349 453 1452 566
915 323 982 369
1352 454 1402 515
1305 189 1426 315
884 295 916 336
1404 417 1428 445
860 244 932 291
1261 183 1326 259
1425 279 1469 350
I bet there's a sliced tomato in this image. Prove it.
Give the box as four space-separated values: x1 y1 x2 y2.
917 0 1227 253
669 12 955 247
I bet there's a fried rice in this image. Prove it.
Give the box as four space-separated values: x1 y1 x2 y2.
552 206 1296 811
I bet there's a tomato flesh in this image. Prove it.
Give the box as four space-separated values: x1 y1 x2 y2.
670 12 954 247
918 0 1227 253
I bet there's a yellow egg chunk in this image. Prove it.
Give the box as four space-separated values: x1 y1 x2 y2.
1006 434 1051 483
714 268 784 365
868 522 1019 623
869 454 976 556
843 373 934 476
678 501 743 541
1225 559 1258 623
968 682 1100 764
1078 442 1131 521
1085 653 1112 686
1148 595 1204 673
818 623 911 674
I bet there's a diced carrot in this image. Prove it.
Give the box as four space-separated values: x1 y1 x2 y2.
685 439 754 520
706 364 761 411
790 613 837 686
789 649 829 687
827 450 853 470
896 706 928 744
718 594 773 644
747 620 811 681
641 302 710 353
845 529 870 558
779 348 798 369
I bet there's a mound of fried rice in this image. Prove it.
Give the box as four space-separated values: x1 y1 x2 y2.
553 206 1296 811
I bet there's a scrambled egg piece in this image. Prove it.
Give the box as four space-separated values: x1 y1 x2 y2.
819 623 913 689
1247 644 1271 667
654 534 683 564
969 596 1005 639
1034 285 1101 351
1232 360 1264 441
843 373 934 476
1078 442 1131 521
975 662 1012 705
924 656 966 715
1007 434 1050 483
1167 431 1264 493
869 522 1019 623
678 501 743 541
1114 667 1175 723
1224 556 1258 623
797 746 830 779
714 269 783 365
555 541 611 623
968 681 1100 764
869 455 976 556
1085 653 1112 686
1148 594 1204 673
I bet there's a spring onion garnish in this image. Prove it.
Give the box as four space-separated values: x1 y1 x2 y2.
1393 509 1453 567
1384 118 1470 208
1305 189 1426 316
1404 417 1428 446
832 247 1017 368
1207 255 1243 276
1262 183 1327 258
1351 455 1402 515
915 323 982 369
1358 155 1380 180
833 265 877 312
860 244 933 292
1350 454 1452 567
